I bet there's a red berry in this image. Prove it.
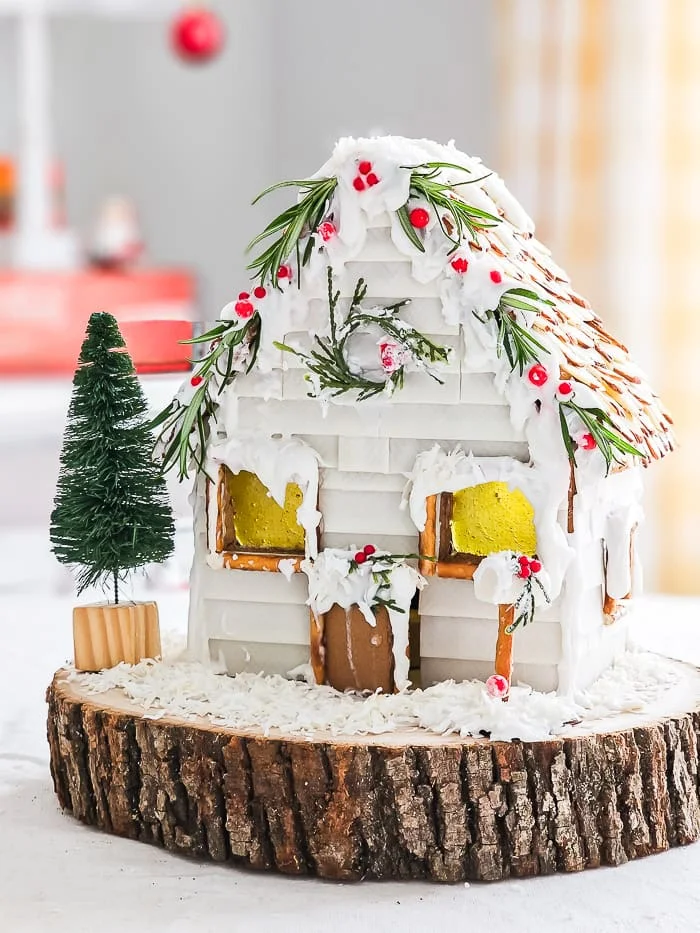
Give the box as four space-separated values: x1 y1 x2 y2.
490 270 503 284
277 265 291 279
238 291 250 300
580 432 597 451
358 160 372 175
518 554 530 566
363 544 376 556
451 257 469 274
518 565 532 579
190 375 203 387
558 381 573 396
409 207 430 228
171 8 225 63
529 559 542 573
353 176 366 192
253 286 266 299
234 300 254 319
354 552 367 564
366 173 379 187
528 363 548 387
317 221 337 242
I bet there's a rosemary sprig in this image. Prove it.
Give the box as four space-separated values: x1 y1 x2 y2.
275 269 450 401
474 287 551 374
400 161 500 253
246 176 338 287
506 573 551 634
559 399 644 473
150 315 260 480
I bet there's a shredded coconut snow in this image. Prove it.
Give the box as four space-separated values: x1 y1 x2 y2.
68 649 689 744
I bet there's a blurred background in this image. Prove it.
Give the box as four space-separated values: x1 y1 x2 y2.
0 0 693 597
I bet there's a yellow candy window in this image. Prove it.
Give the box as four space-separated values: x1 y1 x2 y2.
219 467 305 553
449 481 537 557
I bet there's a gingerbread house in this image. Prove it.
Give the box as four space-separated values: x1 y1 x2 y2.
155 135 673 697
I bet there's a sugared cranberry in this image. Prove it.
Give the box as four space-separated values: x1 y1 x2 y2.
579 433 597 450
409 207 430 228
490 270 503 284
238 291 250 300
253 286 266 299
358 160 372 175
354 551 367 564
528 364 549 387
277 265 292 279
485 674 509 699
352 176 366 192
317 221 337 242
190 375 203 387
235 300 254 319
558 381 573 397
529 559 542 573
451 257 469 274
363 544 376 556
366 173 379 187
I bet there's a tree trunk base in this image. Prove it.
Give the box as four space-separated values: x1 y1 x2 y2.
46 668 700 883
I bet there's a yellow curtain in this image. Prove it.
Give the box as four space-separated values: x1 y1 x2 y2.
495 0 693 592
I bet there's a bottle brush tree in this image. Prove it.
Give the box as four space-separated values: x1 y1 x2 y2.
50 312 175 603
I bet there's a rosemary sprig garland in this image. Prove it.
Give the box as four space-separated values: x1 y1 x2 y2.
398 161 500 253
348 550 426 614
474 287 552 374
246 176 338 287
558 399 644 473
275 269 450 401
150 314 260 480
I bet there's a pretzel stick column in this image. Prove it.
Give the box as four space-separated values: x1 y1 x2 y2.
495 604 515 697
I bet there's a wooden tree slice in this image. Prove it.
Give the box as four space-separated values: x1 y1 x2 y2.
46 667 700 883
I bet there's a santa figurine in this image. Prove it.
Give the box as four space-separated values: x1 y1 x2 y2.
89 196 144 270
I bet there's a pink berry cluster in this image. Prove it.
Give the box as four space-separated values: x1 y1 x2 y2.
353 543 376 565
516 554 542 579
352 160 380 192
449 255 502 283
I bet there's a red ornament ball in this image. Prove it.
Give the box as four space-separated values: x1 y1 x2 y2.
358 161 372 175
171 8 225 63
317 221 337 242
190 375 203 387
529 559 542 573
490 269 503 284
234 300 254 319
451 257 469 274
352 176 366 192
253 286 266 299
528 363 549 387
409 207 430 228
558 381 573 397
238 291 250 300
579 432 597 451
354 551 367 564
363 544 376 556
485 674 510 699
277 264 292 280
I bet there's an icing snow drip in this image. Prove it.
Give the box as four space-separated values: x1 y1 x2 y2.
302 547 424 690
208 434 322 558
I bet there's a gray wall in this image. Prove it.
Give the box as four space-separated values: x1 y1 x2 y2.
0 0 493 317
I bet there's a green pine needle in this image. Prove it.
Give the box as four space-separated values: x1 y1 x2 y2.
559 399 645 473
